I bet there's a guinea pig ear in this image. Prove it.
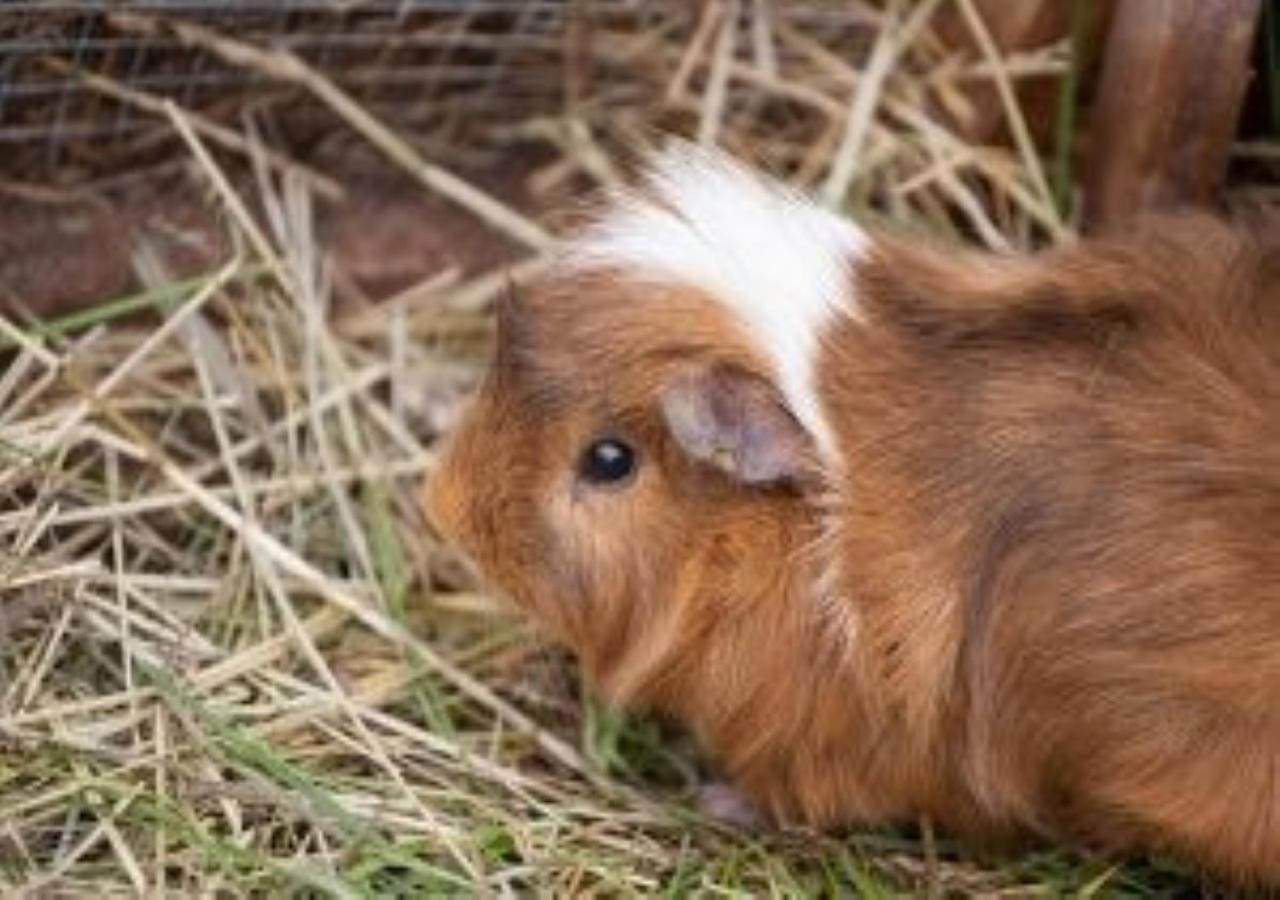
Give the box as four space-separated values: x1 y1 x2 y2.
659 365 814 487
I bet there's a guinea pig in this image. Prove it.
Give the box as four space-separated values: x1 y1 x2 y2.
423 144 1280 884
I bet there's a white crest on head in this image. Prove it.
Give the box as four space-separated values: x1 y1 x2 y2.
565 143 867 465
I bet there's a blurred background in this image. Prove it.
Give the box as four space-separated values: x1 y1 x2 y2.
1 1 1277 894
4 0 1275 320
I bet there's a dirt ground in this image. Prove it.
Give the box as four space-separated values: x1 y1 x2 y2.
0 147 541 322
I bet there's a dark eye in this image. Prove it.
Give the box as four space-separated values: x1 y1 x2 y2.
578 438 637 486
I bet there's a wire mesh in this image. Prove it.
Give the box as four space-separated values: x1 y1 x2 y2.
0 1 887 183
0 0 633 177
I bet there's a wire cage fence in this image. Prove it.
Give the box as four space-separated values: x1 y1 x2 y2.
3 0 1113 291
6 2 1278 259
1 1 588 175
0 1 892 183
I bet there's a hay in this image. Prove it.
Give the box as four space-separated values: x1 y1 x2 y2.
1 2 1200 894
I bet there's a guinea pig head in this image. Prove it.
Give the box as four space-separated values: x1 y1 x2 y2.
424 277 822 704
424 148 863 707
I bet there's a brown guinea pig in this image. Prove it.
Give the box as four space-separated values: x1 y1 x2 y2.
424 145 1280 884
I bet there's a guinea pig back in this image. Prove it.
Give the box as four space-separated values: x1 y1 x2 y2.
424 145 1280 884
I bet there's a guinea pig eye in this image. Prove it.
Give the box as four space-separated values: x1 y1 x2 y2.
578 438 637 486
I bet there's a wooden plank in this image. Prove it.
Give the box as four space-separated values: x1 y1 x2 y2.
1083 0 1261 231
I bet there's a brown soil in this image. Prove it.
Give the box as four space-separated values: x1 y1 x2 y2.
0 148 542 324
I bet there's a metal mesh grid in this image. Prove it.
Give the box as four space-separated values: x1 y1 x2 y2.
0 1 889 187
0 0 651 177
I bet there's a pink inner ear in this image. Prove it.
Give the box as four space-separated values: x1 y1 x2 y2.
660 366 812 486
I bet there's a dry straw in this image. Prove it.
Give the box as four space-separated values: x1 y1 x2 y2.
1 2 1179 894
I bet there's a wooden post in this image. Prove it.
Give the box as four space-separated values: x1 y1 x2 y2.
1083 0 1261 232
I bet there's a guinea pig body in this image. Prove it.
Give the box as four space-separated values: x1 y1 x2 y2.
424 146 1280 883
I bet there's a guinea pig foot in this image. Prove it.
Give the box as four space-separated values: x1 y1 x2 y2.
696 780 761 830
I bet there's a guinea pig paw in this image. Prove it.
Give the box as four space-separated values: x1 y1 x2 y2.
696 780 761 830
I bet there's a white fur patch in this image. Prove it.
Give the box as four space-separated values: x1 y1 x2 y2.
566 143 867 464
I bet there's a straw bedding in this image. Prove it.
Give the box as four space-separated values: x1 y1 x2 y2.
0 2 1203 893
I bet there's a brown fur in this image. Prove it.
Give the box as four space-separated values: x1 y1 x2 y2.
424 214 1280 884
